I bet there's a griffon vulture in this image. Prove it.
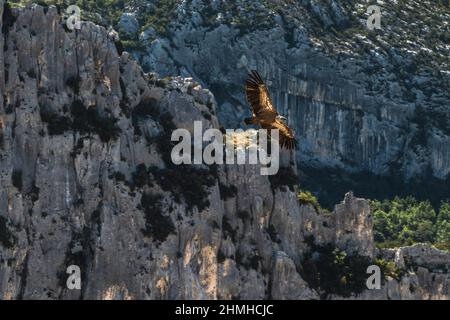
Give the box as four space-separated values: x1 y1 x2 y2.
244 70 297 150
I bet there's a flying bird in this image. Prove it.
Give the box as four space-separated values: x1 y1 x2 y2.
244 70 297 150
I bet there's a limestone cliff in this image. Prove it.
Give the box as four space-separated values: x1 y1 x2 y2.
114 0 450 205
0 3 449 300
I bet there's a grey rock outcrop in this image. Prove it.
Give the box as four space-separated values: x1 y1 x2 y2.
126 0 450 184
346 244 450 300
0 3 448 300
271 251 319 300
118 12 139 37
300 191 374 258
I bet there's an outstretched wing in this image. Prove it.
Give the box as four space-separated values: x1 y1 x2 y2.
245 70 277 116
264 119 297 150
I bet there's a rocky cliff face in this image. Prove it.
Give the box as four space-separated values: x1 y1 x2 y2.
111 0 450 204
0 2 449 300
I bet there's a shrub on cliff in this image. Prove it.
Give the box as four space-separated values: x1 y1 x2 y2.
1 2 16 36
375 258 404 281
12 169 22 191
71 100 120 143
149 165 216 212
219 183 237 200
140 193 175 243
40 101 120 142
66 76 81 95
0 216 16 248
298 190 322 212
131 98 160 136
40 108 72 135
268 167 298 192
131 164 149 189
300 239 372 298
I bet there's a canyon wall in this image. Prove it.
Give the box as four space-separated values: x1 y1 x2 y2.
0 2 449 300
123 0 450 183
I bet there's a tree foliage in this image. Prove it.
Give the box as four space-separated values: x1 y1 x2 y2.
371 197 450 251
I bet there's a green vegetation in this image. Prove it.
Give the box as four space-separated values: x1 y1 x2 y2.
218 183 237 200
375 258 405 281
371 197 450 251
1 2 17 36
267 224 281 244
0 216 16 248
295 185 450 252
12 169 23 191
128 162 217 213
298 190 322 212
237 210 250 221
11 0 278 40
201 0 277 35
66 76 81 95
70 100 121 143
217 249 226 263
128 96 218 213
149 165 217 212
125 163 181 242
300 236 372 298
140 192 175 243
40 101 120 143
59 228 88 286
236 251 263 271
11 0 448 253
131 97 160 136
40 108 72 135
10 0 178 39
411 105 450 149
132 98 176 165
30 184 40 203
131 164 149 190
222 215 237 242
299 165 450 211
112 171 126 182
268 167 298 192
117 91 218 216
9 0 126 27
140 0 178 37
57 202 104 289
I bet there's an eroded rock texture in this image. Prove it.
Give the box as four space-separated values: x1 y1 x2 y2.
126 0 450 192
0 3 448 300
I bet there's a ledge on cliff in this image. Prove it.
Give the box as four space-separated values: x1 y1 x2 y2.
0 2 448 300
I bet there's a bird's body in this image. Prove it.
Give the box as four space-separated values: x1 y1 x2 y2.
244 70 297 150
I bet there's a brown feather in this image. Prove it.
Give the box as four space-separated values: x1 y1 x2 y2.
262 119 297 150
245 70 277 116
245 70 297 150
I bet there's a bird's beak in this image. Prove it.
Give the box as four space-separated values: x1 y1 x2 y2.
277 115 287 121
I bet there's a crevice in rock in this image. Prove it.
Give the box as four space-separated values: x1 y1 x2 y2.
17 252 29 300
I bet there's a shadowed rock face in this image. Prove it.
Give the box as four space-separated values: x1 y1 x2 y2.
121 0 450 187
0 3 448 300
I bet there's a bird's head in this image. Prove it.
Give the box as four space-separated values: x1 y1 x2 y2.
276 115 287 122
